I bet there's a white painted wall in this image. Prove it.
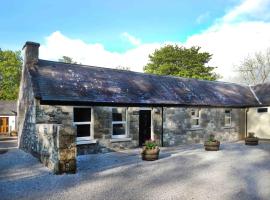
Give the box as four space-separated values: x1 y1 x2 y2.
247 107 270 139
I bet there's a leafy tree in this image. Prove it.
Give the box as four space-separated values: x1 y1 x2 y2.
144 45 220 80
58 56 77 64
0 49 22 100
235 49 270 85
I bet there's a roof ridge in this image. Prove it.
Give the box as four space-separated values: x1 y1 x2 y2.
38 59 248 87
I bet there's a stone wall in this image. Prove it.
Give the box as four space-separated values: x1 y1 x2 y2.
163 107 245 146
36 105 76 174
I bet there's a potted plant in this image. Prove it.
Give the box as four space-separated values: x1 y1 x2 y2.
204 134 220 151
141 140 160 161
245 132 259 145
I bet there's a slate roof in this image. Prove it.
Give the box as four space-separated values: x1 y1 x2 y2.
28 59 260 107
0 101 17 115
251 83 270 105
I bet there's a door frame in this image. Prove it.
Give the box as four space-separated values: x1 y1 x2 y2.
0 116 9 134
139 108 154 146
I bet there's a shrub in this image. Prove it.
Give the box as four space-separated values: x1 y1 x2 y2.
144 140 159 150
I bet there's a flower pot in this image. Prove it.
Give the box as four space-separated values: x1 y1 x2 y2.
141 147 160 161
204 141 220 151
245 137 258 145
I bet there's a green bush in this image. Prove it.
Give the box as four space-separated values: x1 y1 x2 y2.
144 140 159 150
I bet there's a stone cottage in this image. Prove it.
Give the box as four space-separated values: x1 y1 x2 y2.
18 41 270 174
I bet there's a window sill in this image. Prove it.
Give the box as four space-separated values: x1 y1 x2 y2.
110 138 132 143
222 126 234 129
76 139 97 145
187 127 203 131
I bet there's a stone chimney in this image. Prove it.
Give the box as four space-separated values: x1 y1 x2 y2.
22 41 40 65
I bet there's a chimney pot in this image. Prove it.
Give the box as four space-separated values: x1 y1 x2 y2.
23 41 40 65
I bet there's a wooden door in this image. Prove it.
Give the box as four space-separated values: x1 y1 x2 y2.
139 110 151 146
0 117 9 133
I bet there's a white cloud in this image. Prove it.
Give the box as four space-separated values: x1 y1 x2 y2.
121 32 142 46
39 31 162 72
39 0 270 82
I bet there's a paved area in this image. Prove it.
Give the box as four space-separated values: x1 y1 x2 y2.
0 136 17 153
1 141 270 200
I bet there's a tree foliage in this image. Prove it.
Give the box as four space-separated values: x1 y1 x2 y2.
236 49 270 85
58 56 77 64
144 45 220 80
0 49 22 100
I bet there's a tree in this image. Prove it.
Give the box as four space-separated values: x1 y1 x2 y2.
235 49 270 85
58 56 77 64
0 49 22 100
144 45 220 80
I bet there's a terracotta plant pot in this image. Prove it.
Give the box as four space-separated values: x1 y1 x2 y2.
141 147 160 161
204 140 220 151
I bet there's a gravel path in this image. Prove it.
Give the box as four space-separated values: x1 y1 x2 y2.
1 141 270 200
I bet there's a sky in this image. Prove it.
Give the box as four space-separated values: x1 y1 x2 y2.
1 0 270 82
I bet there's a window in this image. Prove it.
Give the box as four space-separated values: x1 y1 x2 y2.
112 108 127 138
224 110 231 126
191 109 200 127
257 108 268 113
73 107 93 143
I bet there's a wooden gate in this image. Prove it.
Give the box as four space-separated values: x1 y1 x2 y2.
0 117 9 133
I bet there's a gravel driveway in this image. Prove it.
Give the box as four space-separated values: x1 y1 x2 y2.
1 141 270 200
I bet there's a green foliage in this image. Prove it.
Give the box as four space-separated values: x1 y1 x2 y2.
0 49 22 100
144 140 158 149
144 45 220 80
58 56 77 64
208 134 218 142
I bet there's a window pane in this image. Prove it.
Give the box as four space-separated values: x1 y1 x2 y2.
192 119 199 126
77 124 90 137
257 108 268 113
225 117 231 125
74 108 91 122
112 108 126 121
113 124 126 135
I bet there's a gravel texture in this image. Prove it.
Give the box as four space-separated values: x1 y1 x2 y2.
1 141 270 200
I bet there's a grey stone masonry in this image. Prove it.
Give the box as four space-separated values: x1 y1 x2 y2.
163 107 245 146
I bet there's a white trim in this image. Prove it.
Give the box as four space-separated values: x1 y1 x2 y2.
112 107 128 139
191 109 200 128
76 139 97 145
110 138 132 142
73 106 94 141
249 85 262 105
224 109 232 127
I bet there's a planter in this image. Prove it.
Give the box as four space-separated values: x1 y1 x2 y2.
141 147 160 161
10 131 18 137
204 141 220 151
245 137 259 145
245 132 259 145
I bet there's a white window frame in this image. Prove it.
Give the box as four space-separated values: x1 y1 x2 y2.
112 107 128 139
224 109 232 127
191 109 200 128
73 106 94 143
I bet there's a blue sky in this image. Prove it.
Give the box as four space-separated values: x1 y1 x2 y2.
1 0 238 52
1 0 270 81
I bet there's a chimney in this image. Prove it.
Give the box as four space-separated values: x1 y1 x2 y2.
22 41 40 65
